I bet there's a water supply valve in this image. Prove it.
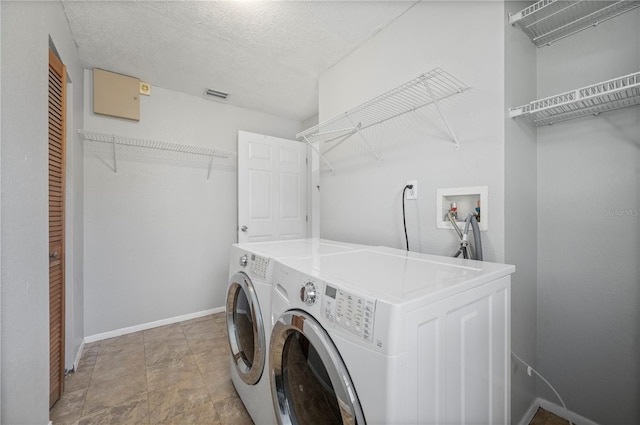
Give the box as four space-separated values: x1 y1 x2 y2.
450 201 458 220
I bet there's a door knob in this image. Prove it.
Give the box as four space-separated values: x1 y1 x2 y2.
241 225 248 232
49 251 59 260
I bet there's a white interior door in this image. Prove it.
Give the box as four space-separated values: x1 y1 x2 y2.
238 131 307 243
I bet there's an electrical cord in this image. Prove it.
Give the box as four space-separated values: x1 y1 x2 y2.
511 352 573 425
402 185 413 251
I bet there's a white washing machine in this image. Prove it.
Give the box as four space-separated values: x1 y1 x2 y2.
269 247 515 425
226 239 364 425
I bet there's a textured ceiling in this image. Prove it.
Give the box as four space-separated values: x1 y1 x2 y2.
62 0 417 122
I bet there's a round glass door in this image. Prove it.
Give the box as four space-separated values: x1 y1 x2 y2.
270 310 365 425
226 272 265 385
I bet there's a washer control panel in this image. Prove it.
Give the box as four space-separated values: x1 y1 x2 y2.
249 254 269 279
322 284 376 343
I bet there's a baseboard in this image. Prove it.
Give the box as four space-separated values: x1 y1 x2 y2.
517 398 541 425
84 307 225 343
517 397 601 425
73 339 85 371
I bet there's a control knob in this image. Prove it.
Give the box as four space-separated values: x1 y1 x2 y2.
239 255 248 267
300 281 318 306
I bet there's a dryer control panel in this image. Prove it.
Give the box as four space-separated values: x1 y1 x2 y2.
323 284 376 343
249 254 269 279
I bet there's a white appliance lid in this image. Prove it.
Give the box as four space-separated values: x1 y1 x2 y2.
234 238 360 259
278 249 515 302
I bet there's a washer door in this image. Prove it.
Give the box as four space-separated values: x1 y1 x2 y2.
226 272 266 385
270 310 365 425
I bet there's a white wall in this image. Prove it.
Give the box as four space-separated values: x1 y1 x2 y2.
0 2 3 418
536 9 640 425
0 1 3 418
319 1 506 262
318 2 545 423
83 72 302 336
504 2 538 422
1 1 84 422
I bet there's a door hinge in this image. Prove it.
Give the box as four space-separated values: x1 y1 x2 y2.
306 215 308 222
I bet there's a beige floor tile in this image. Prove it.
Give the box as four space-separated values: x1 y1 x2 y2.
211 312 226 326
213 396 253 425
65 364 94 393
51 315 256 424
148 374 211 424
91 351 147 385
96 335 145 368
186 331 227 355
182 318 219 340
78 393 149 425
202 372 237 403
213 320 228 340
144 323 186 345
529 408 571 425
99 332 144 355
83 341 101 353
545 414 571 425
146 353 201 392
180 314 214 326
193 349 231 377
154 401 221 425
49 418 80 425
530 408 550 425
144 339 192 367
50 387 87 425
83 371 147 416
79 342 101 367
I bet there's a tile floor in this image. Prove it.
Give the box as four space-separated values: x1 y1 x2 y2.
529 408 571 425
51 311 569 425
50 312 254 425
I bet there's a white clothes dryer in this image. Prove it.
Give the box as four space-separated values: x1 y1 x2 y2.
226 239 364 425
269 247 515 425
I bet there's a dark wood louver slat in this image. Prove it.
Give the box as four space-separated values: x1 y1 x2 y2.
48 49 66 408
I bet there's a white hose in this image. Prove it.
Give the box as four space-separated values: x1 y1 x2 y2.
511 352 573 425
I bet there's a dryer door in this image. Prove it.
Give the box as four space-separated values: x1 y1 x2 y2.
226 272 266 385
270 310 365 425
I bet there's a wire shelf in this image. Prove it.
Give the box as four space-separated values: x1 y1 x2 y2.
79 129 236 178
297 68 469 172
509 71 640 125
509 0 640 47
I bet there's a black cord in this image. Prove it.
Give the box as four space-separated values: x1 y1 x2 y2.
402 185 412 251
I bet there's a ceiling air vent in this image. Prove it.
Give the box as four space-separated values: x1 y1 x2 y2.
205 88 229 99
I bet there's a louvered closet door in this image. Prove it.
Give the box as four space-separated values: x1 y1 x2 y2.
48 49 66 408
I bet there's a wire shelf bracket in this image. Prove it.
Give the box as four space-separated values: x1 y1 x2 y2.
509 0 640 47
346 116 383 165
509 71 640 126
110 134 118 174
297 68 469 173
421 75 461 151
78 129 237 180
302 134 336 175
